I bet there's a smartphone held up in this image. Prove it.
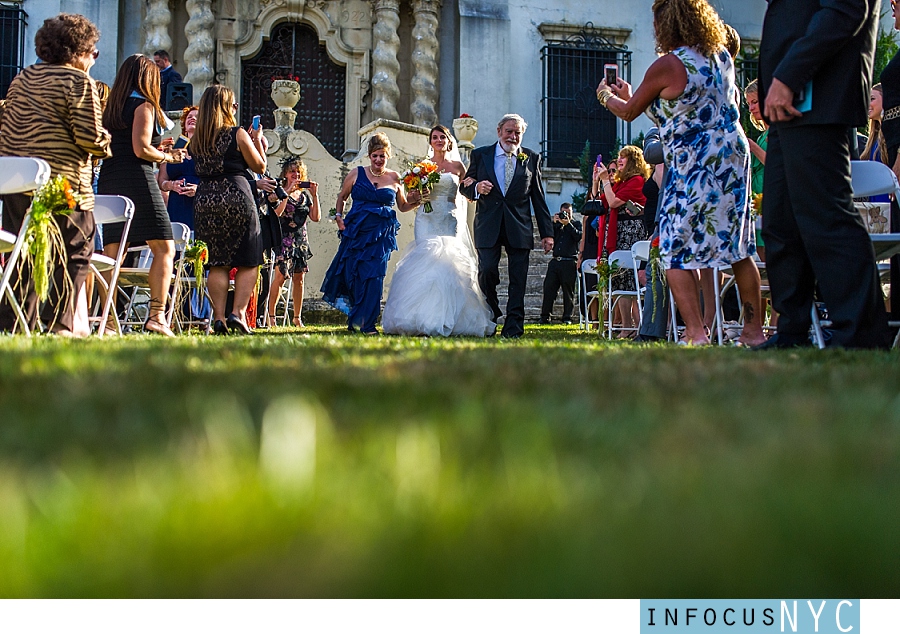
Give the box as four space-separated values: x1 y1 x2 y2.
604 64 618 88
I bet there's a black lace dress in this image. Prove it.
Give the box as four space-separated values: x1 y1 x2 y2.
193 127 262 267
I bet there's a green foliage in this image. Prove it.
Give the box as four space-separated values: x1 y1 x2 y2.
874 15 899 84
572 140 593 212
0 331 899 596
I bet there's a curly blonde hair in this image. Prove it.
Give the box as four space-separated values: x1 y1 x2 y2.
652 0 726 58
614 146 651 184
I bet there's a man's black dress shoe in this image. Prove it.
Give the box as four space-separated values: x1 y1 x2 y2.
750 333 812 351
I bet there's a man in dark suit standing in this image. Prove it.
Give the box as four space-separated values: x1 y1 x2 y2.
153 50 182 110
459 114 554 338
757 0 889 349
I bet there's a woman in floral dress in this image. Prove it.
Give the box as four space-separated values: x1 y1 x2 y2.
594 0 764 346
266 156 320 327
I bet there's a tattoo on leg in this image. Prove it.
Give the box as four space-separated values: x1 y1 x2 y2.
743 301 755 323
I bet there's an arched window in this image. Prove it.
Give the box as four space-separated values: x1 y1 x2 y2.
241 22 346 159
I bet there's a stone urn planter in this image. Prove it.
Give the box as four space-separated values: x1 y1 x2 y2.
271 79 300 128
452 116 478 147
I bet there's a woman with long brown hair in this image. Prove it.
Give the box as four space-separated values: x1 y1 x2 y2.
595 0 764 346
98 53 185 336
192 85 267 335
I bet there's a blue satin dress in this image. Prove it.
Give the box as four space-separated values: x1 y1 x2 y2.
321 166 400 332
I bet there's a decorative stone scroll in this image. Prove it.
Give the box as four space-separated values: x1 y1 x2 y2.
370 0 401 121
410 0 440 127
184 0 215 96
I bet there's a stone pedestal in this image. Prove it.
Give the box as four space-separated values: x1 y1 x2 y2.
452 116 478 166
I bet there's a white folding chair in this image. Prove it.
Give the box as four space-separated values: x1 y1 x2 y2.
116 221 191 331
811 161 900 348
0 157 52 335
631 240 651 316
89 195 134 336
607 249 640 340
579 259 600 331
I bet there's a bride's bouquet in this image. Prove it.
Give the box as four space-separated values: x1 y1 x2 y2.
401 159 441 213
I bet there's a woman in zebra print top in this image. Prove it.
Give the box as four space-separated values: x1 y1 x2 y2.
0 13 111 336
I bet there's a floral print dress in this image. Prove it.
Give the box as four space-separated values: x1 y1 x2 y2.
275 190 313 277
648 46 754 270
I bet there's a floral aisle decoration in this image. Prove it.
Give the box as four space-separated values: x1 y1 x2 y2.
751 193 763 219
647 236 667 322
183 240 209 293
21 175 81 304
401 159 441 213
594 256 622 336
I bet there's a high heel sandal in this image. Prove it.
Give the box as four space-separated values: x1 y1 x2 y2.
226 313 252 335
143 315 175 337
212 320 229 336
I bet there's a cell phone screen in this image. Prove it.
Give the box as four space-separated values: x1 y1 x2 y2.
605 66 617 87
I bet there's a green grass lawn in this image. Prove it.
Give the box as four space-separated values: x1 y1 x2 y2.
0 325 898 597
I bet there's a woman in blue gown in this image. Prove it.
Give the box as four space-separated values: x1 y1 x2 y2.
321 132 421 333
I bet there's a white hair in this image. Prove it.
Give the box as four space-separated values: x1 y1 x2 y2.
497 113 527 132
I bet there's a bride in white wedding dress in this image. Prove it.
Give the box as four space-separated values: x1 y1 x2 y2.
382 126 496 337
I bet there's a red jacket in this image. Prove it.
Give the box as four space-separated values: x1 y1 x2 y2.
597 175 646 257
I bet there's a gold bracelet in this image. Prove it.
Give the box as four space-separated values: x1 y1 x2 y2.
597 89 614 107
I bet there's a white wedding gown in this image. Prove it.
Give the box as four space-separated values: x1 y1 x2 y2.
382 173 496 337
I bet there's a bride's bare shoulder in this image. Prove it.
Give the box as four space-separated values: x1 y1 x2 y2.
446 160 466 178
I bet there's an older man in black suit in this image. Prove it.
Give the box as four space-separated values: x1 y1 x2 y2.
757 0 889 349
459 114 554 338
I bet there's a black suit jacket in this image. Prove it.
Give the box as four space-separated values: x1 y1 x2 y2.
159 65 183 109
759 0 877 128
459 143 553 250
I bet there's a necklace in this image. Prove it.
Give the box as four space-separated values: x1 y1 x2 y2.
370 166 386 177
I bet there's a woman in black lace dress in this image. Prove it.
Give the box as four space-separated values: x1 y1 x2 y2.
265 156 320 327
191 85 267 335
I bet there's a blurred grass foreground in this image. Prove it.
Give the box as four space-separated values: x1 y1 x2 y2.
0 325 898 597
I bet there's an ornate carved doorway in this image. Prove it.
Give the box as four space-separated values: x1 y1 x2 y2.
241 22 347 159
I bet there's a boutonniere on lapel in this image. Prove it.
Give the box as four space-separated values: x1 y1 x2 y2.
517 151 528 166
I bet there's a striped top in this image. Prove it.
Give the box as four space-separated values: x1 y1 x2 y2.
0 64 111 211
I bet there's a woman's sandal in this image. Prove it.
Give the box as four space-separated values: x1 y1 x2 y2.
143 315 175 337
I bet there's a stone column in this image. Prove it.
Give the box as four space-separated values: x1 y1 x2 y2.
410 0 440 128
371 0 401 121
183 0 215 97
143 0 173 55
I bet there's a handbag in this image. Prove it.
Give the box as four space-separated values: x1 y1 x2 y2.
581 196 608 216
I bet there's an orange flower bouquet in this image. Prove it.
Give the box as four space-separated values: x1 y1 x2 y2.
401 160 441 213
